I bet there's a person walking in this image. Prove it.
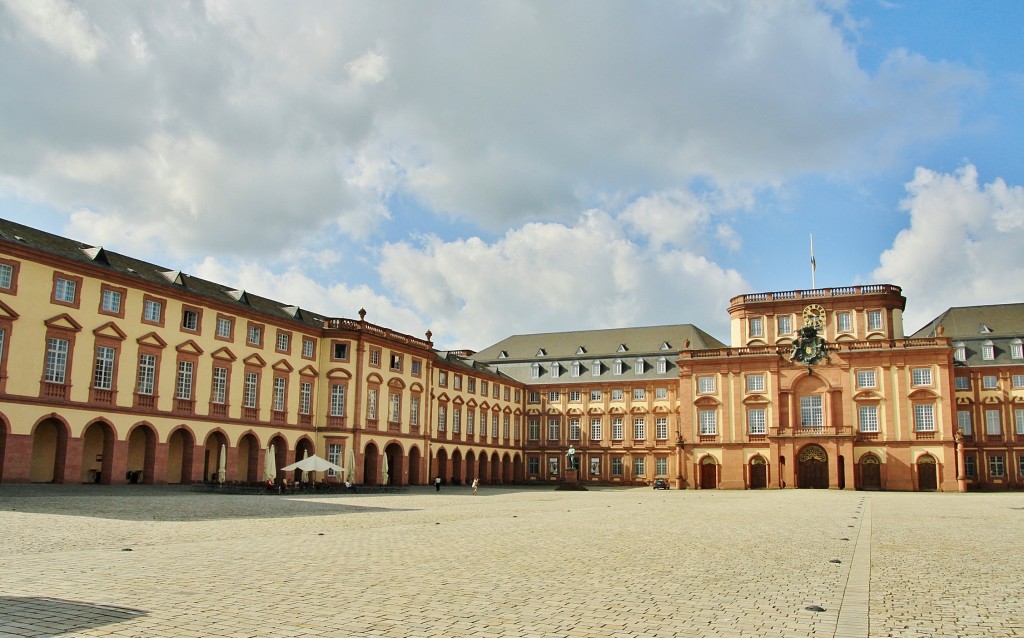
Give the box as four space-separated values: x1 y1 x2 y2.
435 476 441 492
471 478 479 495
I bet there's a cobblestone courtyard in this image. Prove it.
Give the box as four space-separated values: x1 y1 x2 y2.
0 485 1021 637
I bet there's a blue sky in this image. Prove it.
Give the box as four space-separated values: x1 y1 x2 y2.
1 1 1022 349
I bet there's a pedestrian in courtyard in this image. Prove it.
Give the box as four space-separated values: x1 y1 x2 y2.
471 478 479 494
435 476 441 492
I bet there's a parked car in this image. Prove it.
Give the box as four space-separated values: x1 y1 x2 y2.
652 478 669 490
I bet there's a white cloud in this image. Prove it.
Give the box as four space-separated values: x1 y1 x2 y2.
378 209 745 349
1 0 106 63
346 50 388 86
873 164 1024 331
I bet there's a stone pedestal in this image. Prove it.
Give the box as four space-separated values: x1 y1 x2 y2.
556 468 587 491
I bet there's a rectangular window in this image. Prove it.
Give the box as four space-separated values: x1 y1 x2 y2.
837 312 852 332
656 417 668 440
611 389 623 401
612 417 624 441
955 376 970 390
954 345 967 362
633 388 645 401
369 348 381 367
957 410 972 436
571 361 581 377
44 337 69 384
989 455 1005 478
410 396 420 426
589 457 600 476
548 418 559 441
614 360 624 375
777 315 792 335
272 377 286 412
655 457 668 476
101 288 122 314
480 380 488 395
137 354 156 395
548 390 560 402
657 358 667 374
411 359 421 376
911 367 932 386
0 263 11 289
982 344 995 360
983 375 998 390
327 444 341 477
569 418 581 441
302 338 315 358
466 410 475 435
243 372 259 408
633 457 645 477
299 381 311 415
748 408 767 435
276 332 290 353
611 457 623 476
1012 343 1024 359
333 342 349 360
216 316 233 339
528 418 540 441
633 358 644 375
329 385 346 416
528 456 540 474
985 409 1001 435
858 406 879 433
964 455 976 478
800 396 823 427
548 457 559 475
590 418 602 441
182 310 199 331
867 310 883 331
391 393 401 423
467 378 476 393
856 370 876 388
529 391 540 404
656 387 668 399
93 346 115 390
746 374 765 393
749 316 763 337
437 404 446 432
699 410 716 436
452 407 462 433
698 375 715 393
390 353 402 371
590 389 602 402
1012 374 1024 388
176 361 194 400
247 324 262 346
1016 408 1024 436
143 298 163 323
439 371 448 387
54 277 77 303
569 390 582 402
503 414 510 439
591 361 601 376
913 404 935 432
632 417 645 440
367 388 378 420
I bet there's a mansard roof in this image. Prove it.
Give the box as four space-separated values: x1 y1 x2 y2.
0 218 328 330
473 324 726 361
912 303 1024 340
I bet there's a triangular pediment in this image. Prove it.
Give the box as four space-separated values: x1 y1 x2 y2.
243 353 267 367
452 395 465 405
299 365 318 377
136 331 167 348
211 347 237 362
436 391 451 403
175 339 204 355
44 313 83 332
0 299 19 320
92 321 127 341
272 359 294 373
466 398 478 408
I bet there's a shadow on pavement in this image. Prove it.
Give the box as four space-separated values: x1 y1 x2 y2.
0 596 145 637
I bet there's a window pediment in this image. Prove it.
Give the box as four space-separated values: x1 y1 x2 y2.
136 331 167 348
175 339 204 355
299 365 318 377
326 367 352 379
741 394 770 405
694 395 721 407
44 313 82 332
92 321 127 341
211 347 237 362
272 359 294 373
906 388 937 401
243 353 266 367
0 299 19 320
852 390 882 402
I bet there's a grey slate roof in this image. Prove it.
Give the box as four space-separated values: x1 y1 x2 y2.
912 303 1024 368
0 218 327 330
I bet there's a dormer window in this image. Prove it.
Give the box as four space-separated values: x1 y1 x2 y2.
660 341 671 350
953 342 966 362
551 362 561 378
591 361 601 376
634 358 645 375
613 359 624 375
979 324 992 334
536 348 546 356
1011 339 1023 360
657 357 668 374
498 350 508 359
982 340 995 361
576 346 586 354
571 361 582 377
531 363 540 379
617 344 627 353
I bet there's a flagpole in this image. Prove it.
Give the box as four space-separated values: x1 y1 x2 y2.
810 234 816 289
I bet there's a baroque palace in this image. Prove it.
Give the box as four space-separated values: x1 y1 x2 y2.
0 218 1021 491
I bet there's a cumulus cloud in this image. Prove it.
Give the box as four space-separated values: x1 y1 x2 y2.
378 209 745 349
873 164 1024 331
0 1 980 261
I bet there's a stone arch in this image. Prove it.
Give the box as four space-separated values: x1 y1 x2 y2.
698 454 718 490
451 448 463 485
80 418 117 484
858 452 882 490
236 431 261 483
30 415 70 483
408 445 422 485
363 441 380 486
436 446 448 483
916 453 938 492
268 434 289 483
490 451 500 484
797 444 829 489
502 452 513 483
748 454 768 489
464 450 475 482
202 430 230 483
125 422 157 484
383 441 403 486
166 425 197 484
294 437 316 484
478 451 489 484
